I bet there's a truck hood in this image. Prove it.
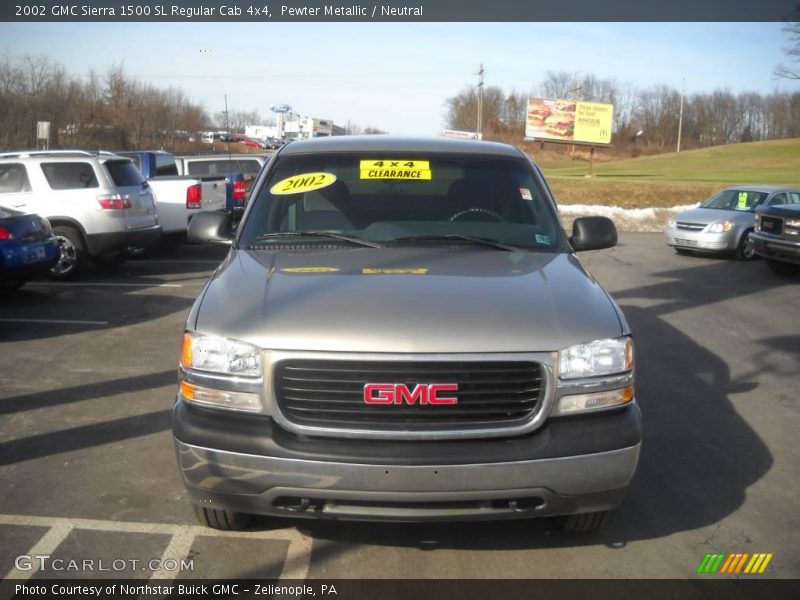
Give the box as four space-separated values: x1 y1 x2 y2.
757 204 800 218
192 247 624 353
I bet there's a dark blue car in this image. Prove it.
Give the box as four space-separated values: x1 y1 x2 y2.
0 206 60 290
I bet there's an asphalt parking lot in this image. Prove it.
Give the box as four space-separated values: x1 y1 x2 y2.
0 233 798 580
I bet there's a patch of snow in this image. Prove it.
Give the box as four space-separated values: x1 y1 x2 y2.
558 203 700 232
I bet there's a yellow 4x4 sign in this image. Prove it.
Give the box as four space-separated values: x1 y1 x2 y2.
360 160 431 180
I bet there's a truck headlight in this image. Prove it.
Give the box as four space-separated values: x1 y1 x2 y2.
667 219 676 228
559 336 633 380
705 221 733 233
181 332 262 377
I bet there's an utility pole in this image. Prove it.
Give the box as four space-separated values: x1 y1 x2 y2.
677 78 684 153
475 63 485 135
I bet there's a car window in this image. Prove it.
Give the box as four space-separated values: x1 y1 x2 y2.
187 159 243 176
768 193 788 206
237 160 263 174
701 189 767 212
41 162 99 190
105 160 146 187
155 154 179 176
239 152 564 251
0 163 32 194
788 193 800 205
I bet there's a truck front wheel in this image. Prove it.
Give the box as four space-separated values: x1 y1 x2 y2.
193 505 250 530
555 510 611 533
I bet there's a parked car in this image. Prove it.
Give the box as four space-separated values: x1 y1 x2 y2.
664 186 798 260
174 154 268 211
175 136 641 532
750 190 800 275
0 151 161 279
0 205 59 290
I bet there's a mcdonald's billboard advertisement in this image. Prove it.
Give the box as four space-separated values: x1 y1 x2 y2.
525 98 614 145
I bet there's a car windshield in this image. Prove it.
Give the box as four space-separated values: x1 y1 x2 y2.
701 189 768 212
238 152 563 251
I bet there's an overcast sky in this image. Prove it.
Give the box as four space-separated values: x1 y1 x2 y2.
1 22 796 134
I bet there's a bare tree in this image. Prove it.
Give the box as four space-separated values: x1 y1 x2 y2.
774 21 800 80
540 71 577 99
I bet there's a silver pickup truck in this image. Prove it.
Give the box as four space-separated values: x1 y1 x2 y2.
174 137 642 532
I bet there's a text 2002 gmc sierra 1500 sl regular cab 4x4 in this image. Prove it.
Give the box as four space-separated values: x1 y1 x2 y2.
174 137 642 532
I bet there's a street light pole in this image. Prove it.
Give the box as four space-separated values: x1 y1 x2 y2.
677 78 684 153
476 64 485 135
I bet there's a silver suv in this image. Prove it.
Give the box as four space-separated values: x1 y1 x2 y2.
176 137 641 532
0 151 161 279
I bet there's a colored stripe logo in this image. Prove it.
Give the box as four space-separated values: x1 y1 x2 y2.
697 553 773 574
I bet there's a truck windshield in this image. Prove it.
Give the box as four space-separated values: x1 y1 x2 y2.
238 153 563 251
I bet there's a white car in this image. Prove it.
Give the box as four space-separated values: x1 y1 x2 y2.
0 151 161 279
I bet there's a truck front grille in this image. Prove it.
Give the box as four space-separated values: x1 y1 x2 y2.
760 216 783 236
273 359 544 432
676 222 705 231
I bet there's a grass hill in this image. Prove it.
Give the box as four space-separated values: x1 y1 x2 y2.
538 138 800 208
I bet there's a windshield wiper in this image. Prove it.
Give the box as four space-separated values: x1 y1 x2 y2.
250 231 383 248
388 234 525 252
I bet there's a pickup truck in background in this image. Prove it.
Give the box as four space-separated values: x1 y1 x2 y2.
116 151 227 236
751 190 800 276
174 154 266 212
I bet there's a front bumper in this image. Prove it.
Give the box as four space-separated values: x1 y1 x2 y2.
750 232 800 265
85 225 162 257
174 401 642 522
664 228 737 253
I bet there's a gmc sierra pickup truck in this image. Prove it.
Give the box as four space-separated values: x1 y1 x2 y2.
174 137 642 532
116 151 226 236
751 190 800 276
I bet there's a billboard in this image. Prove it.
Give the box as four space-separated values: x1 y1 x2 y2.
525 98 614 145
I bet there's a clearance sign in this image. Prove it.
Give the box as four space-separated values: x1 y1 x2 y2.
360 160 432 180
525 98 614 145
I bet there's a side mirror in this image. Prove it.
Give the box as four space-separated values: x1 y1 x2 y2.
187 211 233 245
571 216 617 252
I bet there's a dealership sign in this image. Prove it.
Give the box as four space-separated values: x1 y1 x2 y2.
270 103 292 114
525 98 614 145
441 129 482 140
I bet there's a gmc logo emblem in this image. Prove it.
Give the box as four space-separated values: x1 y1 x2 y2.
363 383 459 405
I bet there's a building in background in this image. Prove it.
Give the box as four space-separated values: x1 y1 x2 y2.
246 115 336 142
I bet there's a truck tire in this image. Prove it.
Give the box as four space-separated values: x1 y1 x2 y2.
767 259 799 276
49 225 88 280
736 230 756 261
193 505 250 530
556 510 611 533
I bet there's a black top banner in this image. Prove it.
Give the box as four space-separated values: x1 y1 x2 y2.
3 0 800 22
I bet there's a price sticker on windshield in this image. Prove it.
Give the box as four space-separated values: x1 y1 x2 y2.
360 160 431 180
270 172 337 195
737 191 749 209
